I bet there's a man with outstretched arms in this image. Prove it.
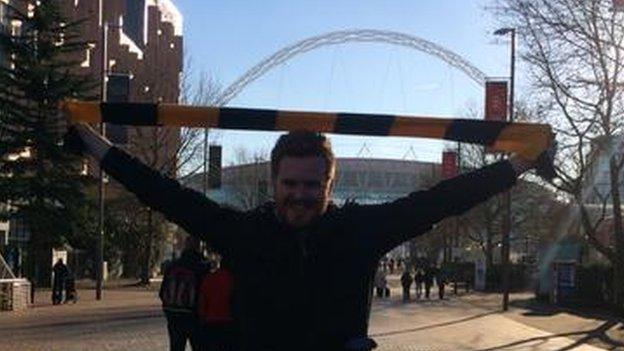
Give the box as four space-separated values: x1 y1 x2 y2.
69 124 536 351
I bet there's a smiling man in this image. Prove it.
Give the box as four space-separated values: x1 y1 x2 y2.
270 132 336 229
70 125 535 351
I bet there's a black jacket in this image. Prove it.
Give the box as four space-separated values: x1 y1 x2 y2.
159 249 210 315
102 147 516 351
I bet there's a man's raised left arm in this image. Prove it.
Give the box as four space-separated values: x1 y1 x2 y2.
348 157 535 256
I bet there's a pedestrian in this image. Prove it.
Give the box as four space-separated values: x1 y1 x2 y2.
424 265 434 299
414 268 424 299
51 258 68 305
197 256 237 351
159 236 209 351
400 269 413 302
436 266 447 300
374 266 387 298
64 270 78 304
71 124 541 351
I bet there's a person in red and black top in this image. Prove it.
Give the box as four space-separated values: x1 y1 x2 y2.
198 256 237 350
159 236 210 351
70 124 542 351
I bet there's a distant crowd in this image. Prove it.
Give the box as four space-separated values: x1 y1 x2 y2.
374 258 449 302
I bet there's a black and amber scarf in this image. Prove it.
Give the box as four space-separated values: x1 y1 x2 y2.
62 101 555 179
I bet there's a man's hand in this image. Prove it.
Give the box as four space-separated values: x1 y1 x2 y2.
509 157 533 176
509 141 557 179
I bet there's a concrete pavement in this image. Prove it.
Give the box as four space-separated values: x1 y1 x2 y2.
0 286 614 350
370 296 605 350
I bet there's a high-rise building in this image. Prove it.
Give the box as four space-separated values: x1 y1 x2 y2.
59 0 183 152
0 0 12 258
1 0 184 280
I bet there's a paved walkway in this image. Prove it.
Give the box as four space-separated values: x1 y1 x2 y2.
0 286 618 350
371 297 606 350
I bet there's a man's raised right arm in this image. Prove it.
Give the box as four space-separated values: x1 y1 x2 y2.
71 124 242 253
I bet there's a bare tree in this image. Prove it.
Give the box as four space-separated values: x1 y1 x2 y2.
494 0 624 307
226 147 270 210
118 69 222 284
458 141 557 269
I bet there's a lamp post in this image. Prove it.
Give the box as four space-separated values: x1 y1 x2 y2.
494 27 515 312
95 19 109 301
97 18 124 300
203 129 209 194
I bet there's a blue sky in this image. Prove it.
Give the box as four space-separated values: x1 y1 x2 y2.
174 0 517 166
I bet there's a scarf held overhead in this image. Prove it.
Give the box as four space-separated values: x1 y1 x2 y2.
62 101 555 178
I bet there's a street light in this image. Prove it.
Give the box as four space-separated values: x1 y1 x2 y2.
96 19 123 300
94 18 109 301
494 27 515 312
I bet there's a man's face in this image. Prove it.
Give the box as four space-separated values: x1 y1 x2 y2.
273 156 333 229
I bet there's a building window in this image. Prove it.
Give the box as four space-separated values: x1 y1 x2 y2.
81 43 95 68
27 3 35 18
11 20 21 37
56 23 66 47
0 3 6 28
80 160 89 175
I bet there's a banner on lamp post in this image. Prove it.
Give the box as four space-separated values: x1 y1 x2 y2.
209 145 222 189
485 81 508 122
106 74 131 144
442 151 458 179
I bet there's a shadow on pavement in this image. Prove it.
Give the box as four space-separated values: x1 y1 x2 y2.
372 293 475 313
475 320 624 351
370 311 497 337
510 296 622 322
0 309 163 332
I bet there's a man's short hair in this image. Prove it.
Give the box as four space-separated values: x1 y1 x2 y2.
271 131 336 181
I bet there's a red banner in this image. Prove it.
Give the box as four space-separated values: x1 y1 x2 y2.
614 0 624 10
485 81 508 121
442 151 458 179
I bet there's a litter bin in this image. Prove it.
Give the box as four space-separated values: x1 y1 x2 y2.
552 261 576 305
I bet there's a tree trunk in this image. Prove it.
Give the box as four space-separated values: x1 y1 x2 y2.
140 209 153 285
485 228 493 270
613 262 624 311
609 157 624 309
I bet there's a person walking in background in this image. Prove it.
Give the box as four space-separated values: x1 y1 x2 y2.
51 258 68 305
64 269 78 304
436 265 447 300
424 265 434 299
159 236 210 351
400 269 413 302
198 256 237 351
374 266 387 298
414 268 424 299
